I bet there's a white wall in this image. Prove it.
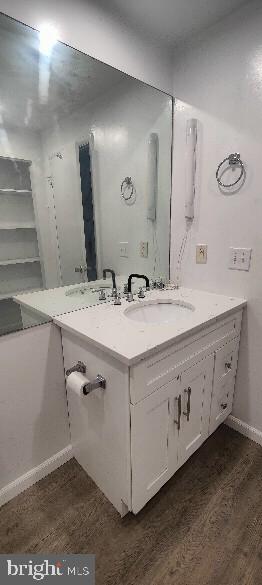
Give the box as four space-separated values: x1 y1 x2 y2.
0 0 172 94
171 0 262 438
0 323 71 505
41 79 172 283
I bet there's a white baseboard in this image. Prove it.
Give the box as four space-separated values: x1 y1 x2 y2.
0 445 73 508
226 415 262 447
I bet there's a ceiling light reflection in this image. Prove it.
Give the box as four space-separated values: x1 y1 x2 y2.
39 23 58 56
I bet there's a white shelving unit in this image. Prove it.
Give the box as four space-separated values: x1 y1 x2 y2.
0 156 43 333
0 188 32 194
0 257 40 266
0 223 36 230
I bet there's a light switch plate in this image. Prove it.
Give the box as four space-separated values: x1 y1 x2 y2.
139 241 148 258
119 242 129 258
229 247 252 271
196 244 208 264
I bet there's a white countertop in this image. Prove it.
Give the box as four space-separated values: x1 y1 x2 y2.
54 287 246 366
13 276 129 319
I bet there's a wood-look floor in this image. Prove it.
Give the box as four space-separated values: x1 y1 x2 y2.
0 425 262 585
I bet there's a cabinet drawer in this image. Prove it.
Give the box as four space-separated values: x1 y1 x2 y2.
130 311 242 405
209 337 240 434
209 376 236 434
213 337 240 383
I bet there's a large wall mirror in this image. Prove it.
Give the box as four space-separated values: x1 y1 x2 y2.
0 12 172 336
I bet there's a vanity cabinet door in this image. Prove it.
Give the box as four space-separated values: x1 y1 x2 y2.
178 355 215 467
131 378 180 514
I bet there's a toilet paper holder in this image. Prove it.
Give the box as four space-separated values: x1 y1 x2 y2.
66 361 106 395
66 361 86 376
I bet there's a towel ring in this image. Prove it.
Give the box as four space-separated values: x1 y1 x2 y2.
216 153 245 188
121 176 136 205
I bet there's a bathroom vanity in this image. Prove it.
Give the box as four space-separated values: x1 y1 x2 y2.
55 288 246 515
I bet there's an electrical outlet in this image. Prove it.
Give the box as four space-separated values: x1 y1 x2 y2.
119 242 129 258
196 244 208 264
229 247 252 271
139 241 148 258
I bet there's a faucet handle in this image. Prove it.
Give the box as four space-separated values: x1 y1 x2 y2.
150 278 165 290
114 293 122 305
99 289 106 301
138 287 145 299
158 278 165 289
111 287 118 299
75 265 88 274
126 291 134 302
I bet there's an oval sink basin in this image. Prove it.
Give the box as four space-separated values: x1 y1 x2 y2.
65 283 111 297
66 286 91 297
124 299 195 324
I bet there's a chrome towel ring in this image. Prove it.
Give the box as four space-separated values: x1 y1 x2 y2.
121 176 136 205
216 153 245 188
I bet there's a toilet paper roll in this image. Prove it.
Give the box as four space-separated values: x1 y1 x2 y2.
66 371 90 397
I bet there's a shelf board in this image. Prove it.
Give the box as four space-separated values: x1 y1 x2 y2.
0 223 36 230
0 287 42 301
0 257 40 266
0 189 32 194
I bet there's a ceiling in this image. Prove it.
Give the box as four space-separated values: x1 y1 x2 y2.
95 0 251 48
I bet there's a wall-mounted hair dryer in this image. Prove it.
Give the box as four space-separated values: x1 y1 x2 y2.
185 119 198 220
147 132 159 221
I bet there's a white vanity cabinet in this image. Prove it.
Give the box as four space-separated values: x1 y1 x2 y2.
59 304 243 516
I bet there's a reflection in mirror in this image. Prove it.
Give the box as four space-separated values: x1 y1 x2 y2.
0 12 172 336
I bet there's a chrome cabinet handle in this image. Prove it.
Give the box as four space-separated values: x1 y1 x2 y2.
183 386 192 421
174 394 182 431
